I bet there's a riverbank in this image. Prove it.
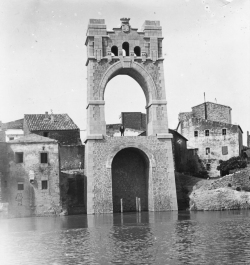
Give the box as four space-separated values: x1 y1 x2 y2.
176 166 250 210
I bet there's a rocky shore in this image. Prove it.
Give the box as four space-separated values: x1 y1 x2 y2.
176 166 250 211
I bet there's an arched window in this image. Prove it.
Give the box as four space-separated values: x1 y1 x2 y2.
134 46 141 56
122 42 129 56
111 46 118 56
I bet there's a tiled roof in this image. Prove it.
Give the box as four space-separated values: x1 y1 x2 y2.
3 119 24 130
9 133 57 143
24 114 79 131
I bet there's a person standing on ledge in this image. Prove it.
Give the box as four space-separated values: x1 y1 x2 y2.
120 125 125 136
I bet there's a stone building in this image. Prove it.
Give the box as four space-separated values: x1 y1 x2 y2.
0 134 62 218
179 102 243 178
0 134 85 218
23 112 81 145
84 18 177 214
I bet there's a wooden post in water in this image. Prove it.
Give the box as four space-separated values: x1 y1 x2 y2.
138 198 141 212
120 198 123 213
136 197 138 211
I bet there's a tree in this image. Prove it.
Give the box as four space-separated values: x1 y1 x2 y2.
217 156 247 176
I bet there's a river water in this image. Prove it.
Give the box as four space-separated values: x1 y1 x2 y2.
0 211 250 265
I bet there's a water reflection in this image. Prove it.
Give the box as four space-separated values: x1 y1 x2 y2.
1 211 250 264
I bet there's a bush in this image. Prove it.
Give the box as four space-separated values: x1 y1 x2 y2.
217 156 247 176
228 183 232 187
236 187 241 191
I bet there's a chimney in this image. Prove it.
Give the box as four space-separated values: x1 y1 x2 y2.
44 111 49 121
51 114 54 123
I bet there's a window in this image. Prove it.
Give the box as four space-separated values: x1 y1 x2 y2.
206 147 210 155
15 152 23 163
194 131 198 137
43 132 49 137
122 42 129 56
9 137 14 140
134 46 141 56
222 129 226 135
205 130 209 136
111 45 118 56
40 153 48 163
206 164 211 171
222 146 228 155
41 180 48 190
18 182 24 190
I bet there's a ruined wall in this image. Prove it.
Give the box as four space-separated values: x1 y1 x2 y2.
179 117 241 177
31 130 81 145
85 136 177 214
6 142 61 217
192 102 231 123
59 145 85 170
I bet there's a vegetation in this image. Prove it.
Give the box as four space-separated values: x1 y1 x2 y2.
217 156 247 177
184 157 208 179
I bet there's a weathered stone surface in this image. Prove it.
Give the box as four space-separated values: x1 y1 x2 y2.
192 102 232 124
85 136 177 214
189 167 250 210
5 138 61 218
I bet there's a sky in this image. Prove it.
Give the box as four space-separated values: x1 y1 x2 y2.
0 0 249 143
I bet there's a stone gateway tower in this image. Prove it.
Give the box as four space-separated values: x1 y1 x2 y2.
85 18 177 214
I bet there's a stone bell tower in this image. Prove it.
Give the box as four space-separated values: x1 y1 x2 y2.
84 18 178 214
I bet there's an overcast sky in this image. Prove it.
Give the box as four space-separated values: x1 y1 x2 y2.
0 0 249 143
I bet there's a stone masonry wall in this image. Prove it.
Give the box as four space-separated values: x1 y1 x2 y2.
192 102 231 123
85 136 177 214
7 142 61 217
60 145 85 170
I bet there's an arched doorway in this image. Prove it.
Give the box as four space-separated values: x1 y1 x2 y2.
112 147 149 213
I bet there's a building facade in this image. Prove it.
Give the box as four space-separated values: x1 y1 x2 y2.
0 134 62 218
179 102 243 177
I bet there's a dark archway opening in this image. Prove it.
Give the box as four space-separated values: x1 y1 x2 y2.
122 42 129 56
112 148 149 213
111 45 118 56
134 46 141 56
